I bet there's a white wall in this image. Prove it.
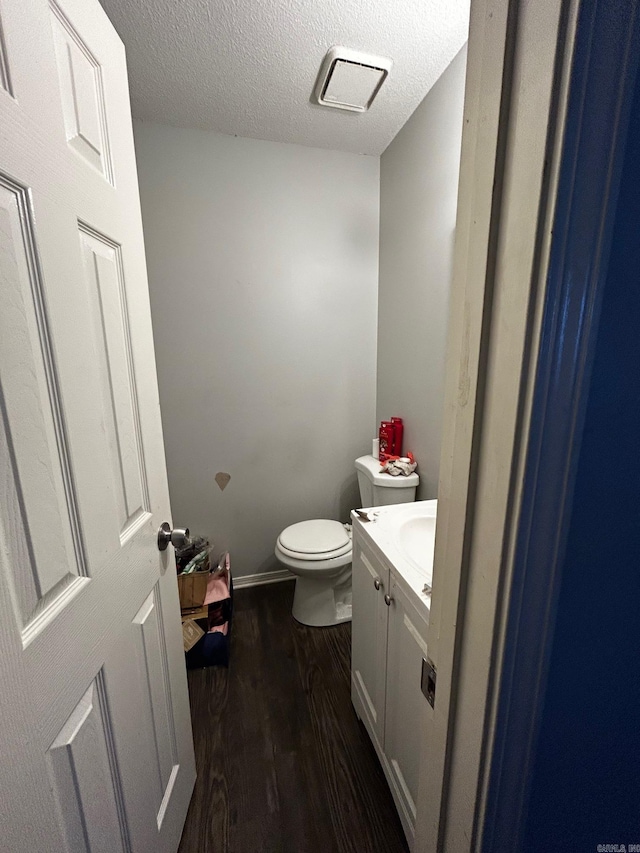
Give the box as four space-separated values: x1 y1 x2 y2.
134 122 379 579
377 47 467 499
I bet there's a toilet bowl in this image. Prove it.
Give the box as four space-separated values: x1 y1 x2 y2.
275 455 419 627
275 519 353 627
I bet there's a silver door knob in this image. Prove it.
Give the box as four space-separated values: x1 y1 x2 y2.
384 594 393 606
374 578 382 591
157 522 190 551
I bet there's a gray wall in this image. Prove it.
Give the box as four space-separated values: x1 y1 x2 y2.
134 122 379 579
377 46 467 498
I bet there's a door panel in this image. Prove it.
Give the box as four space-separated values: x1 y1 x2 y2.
133 586 179 818
0 174 88 637
351 537 389 745
385 577 429 829
47 677 128 853
79 223 151 541
0 8 10 95
0 0 195 850
50 0 114 182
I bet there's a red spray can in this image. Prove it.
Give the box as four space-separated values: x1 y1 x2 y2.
391 417 404 457
379 421 395 460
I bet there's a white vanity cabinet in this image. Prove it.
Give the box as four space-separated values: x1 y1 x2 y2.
351 527 430 848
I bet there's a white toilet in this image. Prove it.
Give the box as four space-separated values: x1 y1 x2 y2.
275 455 419 626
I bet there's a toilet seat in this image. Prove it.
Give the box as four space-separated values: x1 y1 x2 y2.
277 519 352 561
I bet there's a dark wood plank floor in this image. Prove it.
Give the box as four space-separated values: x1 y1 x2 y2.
178 580 409 853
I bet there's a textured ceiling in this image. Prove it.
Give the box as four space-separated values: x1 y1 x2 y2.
101 0 469 155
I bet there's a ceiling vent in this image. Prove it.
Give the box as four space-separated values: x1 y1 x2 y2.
313 47 393 113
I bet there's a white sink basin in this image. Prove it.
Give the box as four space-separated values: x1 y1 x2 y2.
396 515 437 584
368 500 438 596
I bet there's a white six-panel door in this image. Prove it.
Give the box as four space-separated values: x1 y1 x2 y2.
0 0 196 850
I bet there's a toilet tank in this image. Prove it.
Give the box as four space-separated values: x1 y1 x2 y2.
355 455 419 508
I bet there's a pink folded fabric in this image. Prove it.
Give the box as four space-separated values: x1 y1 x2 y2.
204 575 229 606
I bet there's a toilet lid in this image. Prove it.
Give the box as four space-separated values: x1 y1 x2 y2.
278 519 350 556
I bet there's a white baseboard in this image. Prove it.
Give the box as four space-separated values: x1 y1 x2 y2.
233 568 293 590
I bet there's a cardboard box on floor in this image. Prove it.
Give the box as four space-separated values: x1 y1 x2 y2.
177 570 209 611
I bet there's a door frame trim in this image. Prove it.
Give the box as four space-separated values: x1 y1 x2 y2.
415 0 583 848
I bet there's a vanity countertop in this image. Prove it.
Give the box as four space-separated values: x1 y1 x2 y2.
350 499 437 614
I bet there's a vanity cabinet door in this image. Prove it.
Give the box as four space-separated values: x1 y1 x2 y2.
351 537 390 748
384 574 430 836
